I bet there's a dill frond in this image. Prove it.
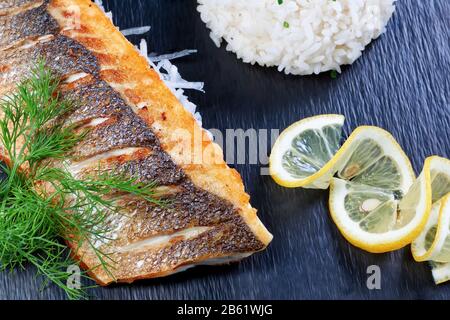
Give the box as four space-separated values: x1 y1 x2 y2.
0 61 162 299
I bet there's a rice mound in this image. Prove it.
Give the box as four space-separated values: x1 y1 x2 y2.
197 0 396 75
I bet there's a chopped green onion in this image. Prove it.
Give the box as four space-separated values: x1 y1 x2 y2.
330 70 338 79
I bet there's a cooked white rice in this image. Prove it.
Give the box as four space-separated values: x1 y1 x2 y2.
197 0 396 75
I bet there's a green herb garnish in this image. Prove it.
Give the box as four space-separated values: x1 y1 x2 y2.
283 21 290 28
277 0 283 4
330 70 338 79
0 62 163 299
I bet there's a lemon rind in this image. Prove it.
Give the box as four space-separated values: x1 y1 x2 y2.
270 115 450 282
432 261 450 285
269 114 345 188
271 121 415 191
328 177 426 253
412 156 450 262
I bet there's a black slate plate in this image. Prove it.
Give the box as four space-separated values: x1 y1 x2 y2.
1 0 449 300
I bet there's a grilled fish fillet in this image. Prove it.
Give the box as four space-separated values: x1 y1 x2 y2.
0 0 272 285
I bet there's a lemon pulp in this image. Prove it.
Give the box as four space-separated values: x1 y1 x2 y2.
270 115 450 284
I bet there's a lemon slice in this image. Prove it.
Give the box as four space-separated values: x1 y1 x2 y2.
409 156 450 283
327 126 420 253
269 114 345 189
270 114 450 282
271 115 417 252
329 178 425 253
410 156 450 262
412 195 450 262
431 261 450 285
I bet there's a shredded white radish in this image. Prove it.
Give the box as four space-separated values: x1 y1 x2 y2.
93 0 113 21
138 40 204 126
93 1 204 127
149 49 197 62
93 0 105 10
121 26 151 37
155 60 204 92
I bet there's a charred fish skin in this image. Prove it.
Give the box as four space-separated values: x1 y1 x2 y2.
57 72 264 265
0 0 272 285
121 180 254 240
116 151 186 186
0 0 36 10
62 79 132 126
0 0 39 16
109 219 264 284
0 35 100 95
61 79 187 186
0 1 58 49
70 107 158 159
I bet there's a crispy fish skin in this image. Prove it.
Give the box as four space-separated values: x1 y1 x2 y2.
0 0 35 9
0 0 273 285
0 34 100 96
0 1 58 48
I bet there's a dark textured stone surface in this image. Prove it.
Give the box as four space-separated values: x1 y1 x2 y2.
0 161 7 182
0 0 449 300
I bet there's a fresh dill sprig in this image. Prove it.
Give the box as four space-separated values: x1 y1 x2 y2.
0 61 163 299
0 177 91 300
0 61 78 189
